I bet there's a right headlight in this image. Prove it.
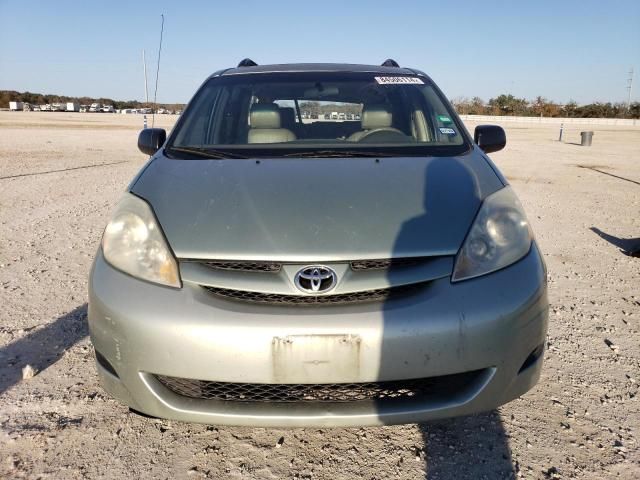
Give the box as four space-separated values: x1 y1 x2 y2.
452 186 532 282
101 192 181 288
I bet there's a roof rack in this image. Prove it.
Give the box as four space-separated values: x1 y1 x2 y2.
237 58 258 67
381 59 400 67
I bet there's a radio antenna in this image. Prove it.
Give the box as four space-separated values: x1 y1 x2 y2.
152 14 164 128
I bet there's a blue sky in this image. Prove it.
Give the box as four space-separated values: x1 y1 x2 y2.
0 0 638 104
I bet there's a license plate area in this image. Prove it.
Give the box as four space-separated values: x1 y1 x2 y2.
272 334 362 383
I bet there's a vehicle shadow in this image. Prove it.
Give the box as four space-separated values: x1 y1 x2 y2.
0 304 88 394
419 412 514 479
591 227 640 257
381 157 515 478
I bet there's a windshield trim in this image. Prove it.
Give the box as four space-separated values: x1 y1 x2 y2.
164 143 471 159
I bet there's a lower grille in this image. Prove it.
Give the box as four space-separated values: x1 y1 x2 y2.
203 284 424 305
155 370 482 403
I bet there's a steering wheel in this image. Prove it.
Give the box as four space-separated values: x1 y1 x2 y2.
356 127 407 142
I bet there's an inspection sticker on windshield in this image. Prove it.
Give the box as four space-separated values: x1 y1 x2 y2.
439 127 456 135
375 76 424 85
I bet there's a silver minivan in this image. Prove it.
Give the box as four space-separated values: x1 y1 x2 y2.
88 60 548 427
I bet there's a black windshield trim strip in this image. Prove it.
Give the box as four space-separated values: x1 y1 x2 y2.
164 144 471 159
165 146 250 159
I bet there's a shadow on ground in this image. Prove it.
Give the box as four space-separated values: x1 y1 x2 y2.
0 304 88 394
419 411 514 479
577 166 640 186
591 227 640 257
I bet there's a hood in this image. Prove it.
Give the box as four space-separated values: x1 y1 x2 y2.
130 152 503 261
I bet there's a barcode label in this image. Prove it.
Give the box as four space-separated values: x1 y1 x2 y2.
374 76 424 85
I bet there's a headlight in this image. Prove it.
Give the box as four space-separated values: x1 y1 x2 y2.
452 186 532 282
101 193 180 288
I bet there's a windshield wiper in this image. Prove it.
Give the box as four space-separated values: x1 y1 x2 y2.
167 146 249 159
282 150 395 158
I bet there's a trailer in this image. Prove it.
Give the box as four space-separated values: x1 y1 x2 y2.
66 102 80 112
9 101 24 111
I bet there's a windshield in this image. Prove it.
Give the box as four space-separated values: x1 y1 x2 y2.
168 71 470 158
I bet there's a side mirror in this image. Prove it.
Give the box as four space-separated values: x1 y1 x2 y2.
474 125 506 153
138 128 166 155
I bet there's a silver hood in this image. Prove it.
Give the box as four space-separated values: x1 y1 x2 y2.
130 152 503 261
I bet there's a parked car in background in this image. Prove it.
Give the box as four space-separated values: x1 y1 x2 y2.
89 59 548 427
89 103 102 112
102 105 115 113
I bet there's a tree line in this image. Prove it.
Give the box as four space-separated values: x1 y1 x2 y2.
452 94 640 119
1 90 185 112
3 89 638 119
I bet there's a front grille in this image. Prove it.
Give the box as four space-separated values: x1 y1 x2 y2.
185 258 430 273
195 260 281 273
203 284 423 305
155 370 482 403
350 258 423 271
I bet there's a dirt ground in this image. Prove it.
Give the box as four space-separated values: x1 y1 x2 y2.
1 112 639 479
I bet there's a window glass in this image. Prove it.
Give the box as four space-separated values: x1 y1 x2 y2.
168 72 469 157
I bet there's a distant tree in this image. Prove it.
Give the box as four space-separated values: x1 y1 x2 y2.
469 97 485 115
488 94 528 116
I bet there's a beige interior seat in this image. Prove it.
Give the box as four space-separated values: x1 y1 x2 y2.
348 104 401 142
248 104 296 144
410 109 431 142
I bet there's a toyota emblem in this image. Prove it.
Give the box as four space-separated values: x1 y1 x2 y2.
294 266 337 294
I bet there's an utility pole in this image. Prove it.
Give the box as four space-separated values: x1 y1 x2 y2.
143 49 149 104
627 67 634 111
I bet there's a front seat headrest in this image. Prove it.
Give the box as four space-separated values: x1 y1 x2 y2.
250 104 282 129
361 105 393 129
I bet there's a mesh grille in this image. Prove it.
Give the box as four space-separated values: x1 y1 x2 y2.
155 370 482 403
196 260 281 273
203 284 423 305
187 258 429 273
350 258 423 271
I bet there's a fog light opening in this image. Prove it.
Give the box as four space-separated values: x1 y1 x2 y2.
518 343 544 374
95 350 119 379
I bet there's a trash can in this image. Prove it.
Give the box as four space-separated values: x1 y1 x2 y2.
580 131 594 146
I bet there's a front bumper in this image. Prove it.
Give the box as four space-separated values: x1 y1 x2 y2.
88 245 548 427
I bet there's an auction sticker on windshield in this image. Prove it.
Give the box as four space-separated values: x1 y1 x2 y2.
375 76 424 85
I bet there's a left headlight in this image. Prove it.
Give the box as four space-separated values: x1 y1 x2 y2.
452 186 532 282
101 193 181 288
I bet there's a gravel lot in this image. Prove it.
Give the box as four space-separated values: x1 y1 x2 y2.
1 112 639 479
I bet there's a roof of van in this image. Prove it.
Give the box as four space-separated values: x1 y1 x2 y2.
212 63 428 78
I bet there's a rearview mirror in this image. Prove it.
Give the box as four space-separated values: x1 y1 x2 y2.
138 128 167 155
474 125 506 153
